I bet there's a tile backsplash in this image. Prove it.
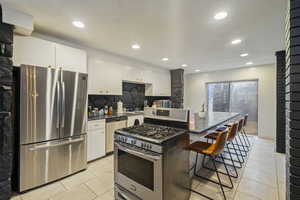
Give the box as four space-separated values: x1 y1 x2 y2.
88 82 171 111
88 95 122 110
122 82 145 110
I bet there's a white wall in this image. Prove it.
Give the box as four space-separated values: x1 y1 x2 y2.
184 64 276 140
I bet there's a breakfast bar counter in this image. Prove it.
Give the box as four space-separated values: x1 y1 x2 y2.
189 111 240 135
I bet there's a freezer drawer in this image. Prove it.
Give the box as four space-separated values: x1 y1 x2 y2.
19 136 87 192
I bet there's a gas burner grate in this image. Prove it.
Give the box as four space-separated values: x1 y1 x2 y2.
121 124 182 140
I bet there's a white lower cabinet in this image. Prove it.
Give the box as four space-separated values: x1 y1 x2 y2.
105 120 127 153
87 120 106 162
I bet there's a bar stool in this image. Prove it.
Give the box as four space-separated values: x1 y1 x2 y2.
188 128 233 200
241 114 251 148
224 119 248 159
207 121 246 167
204 122 240 178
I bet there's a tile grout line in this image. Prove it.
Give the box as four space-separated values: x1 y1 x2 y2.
230 136 254 200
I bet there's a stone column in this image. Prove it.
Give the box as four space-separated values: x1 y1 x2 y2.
285 1 300 199
170 69 184 108
276 51 286 154
0 4 14 200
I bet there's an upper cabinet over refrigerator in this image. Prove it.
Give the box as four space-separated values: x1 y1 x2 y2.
13 36 56 67
13 36 87 73
55 44 87 73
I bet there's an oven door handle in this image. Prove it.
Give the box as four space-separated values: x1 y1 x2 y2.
116 143 162 161
118 192 130 200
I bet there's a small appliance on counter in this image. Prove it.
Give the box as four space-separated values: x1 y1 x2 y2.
117 100 123 114
114 108 191 200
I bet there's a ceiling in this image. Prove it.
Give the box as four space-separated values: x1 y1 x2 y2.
2 0 286 73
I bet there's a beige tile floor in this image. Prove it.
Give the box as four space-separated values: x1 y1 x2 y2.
11 137 285 200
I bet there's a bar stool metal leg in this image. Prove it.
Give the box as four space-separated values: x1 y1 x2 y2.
211 155 227 200
194 154 233 189
203 144 239 178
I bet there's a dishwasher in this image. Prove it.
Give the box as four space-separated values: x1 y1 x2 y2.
105 116 127 153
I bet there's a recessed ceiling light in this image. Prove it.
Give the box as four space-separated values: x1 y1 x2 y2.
231 39 242 45
214 12 228 20
181 64 188 67
246 62 253 65
240 53 249 57
131 44 141 50
72 21 85 28
195 69 201 72
162 57 169 61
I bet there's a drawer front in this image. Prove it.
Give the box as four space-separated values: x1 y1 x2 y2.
88 120 105 131
20 136 87 192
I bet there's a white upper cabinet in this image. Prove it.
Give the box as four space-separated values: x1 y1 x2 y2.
13 36 87 73
13 36 56 67
88 59 122 95
55 44 87 73
143 70 153 84
123 66 145 83
152 71 171 96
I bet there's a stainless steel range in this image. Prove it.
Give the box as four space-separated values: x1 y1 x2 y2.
114 108 191 200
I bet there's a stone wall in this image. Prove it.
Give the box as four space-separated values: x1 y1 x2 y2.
285 1 300 199
0 4 14 200
170 69 184 108
276 51 286 153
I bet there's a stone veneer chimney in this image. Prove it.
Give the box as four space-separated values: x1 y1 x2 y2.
285 1 300 199
276 50 286 154
170 69 184 108
0 4 14 200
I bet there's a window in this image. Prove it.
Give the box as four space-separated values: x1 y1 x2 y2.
207 80 258 134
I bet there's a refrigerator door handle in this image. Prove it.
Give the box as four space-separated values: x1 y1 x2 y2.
61 81 66 128
28 137 85 151
56 81 60 129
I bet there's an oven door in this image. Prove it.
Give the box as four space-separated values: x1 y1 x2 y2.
114 142 163 200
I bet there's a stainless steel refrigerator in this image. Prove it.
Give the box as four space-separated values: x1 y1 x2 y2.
17 65 88 192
